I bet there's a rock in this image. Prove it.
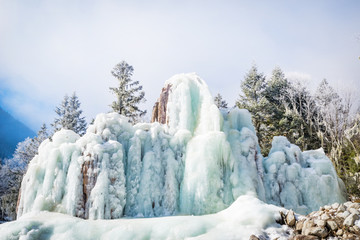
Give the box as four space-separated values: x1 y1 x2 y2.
336 229 343 236
343 213 360 227
354 225 360 232
286 210 296 227
292 235 318 240
277 211 286 225
337 204 346 212
81 156 99 218
326 220 338 231
333 216 344 228
307 227 328 238
296 220 304 233
348 207 360 215
319 206 324 211
324 205 331 210
312 212 320 218
249 235 260 240
349 226 355 233
314 219 326 227
151 84 172 124
344 201 352 208
349 202 360 209
344 233 355 239
302 219 315 235
339 210 350 219
320 213 330 220
331 202 340 209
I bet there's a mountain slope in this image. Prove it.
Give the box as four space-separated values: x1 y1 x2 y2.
0 107 35 159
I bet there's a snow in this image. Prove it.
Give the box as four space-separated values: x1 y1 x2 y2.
8 73 347 239
0 195 289 240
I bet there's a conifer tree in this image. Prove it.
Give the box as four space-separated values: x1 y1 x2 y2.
12 123 49 173
236 65 267 146
110 61 146 123
261 67 290 154
52 92 87 135
214 93 228 110
0 123 50 220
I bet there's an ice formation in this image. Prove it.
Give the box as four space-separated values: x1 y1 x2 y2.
263 136 346 215
16 73 346 224
1 195 289 240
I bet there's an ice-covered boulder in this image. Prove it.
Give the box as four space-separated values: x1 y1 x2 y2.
263 136 346 214
17 73 346 220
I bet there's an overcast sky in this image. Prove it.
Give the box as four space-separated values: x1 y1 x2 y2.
0 0 359 131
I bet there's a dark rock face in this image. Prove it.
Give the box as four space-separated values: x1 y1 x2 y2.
151 84 172 124
81 154 99 219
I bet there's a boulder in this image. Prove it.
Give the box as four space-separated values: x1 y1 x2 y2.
343 213 360 227
336 229 343 236
320 213 330 220
348 207 360 215
326 220 338 231
307 227 328 238
302 219 315 235
331 202 339 209
286 210 296 227
314 219 325 227
296 219 304 233
249 235 260 240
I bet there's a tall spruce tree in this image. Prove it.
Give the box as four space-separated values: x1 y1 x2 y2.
110 61 146 123
236 65 267 147
261 67 290 154
52 92 87 135
214 93 228 109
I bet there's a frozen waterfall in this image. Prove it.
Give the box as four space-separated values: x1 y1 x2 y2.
17 73 346 220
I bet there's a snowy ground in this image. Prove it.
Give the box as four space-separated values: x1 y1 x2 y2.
0 195 292 240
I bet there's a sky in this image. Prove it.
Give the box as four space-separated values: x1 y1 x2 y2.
0 0 359 131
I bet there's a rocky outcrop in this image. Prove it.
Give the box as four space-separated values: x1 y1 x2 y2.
279 201 360 239
81 153 99 218
151 84 172 124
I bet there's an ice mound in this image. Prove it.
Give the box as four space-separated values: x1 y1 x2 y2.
1 195 287 240
263 136 346 215
17 73 346 222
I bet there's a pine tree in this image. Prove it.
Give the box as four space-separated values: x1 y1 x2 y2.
52 92 87 135
236 65 267 147
12 123 49 173
0 124 50 220
110 61 146 123
261 67 290 154
214 93 228 109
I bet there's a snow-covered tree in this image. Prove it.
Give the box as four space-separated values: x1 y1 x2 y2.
11 123 49 173
0 123 49 221
214 93 228 109
110 61 146 123
260 67 290 154
236 65 268 147
52 93 87 135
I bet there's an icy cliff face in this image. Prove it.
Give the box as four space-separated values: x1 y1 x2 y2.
17 73 346 220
